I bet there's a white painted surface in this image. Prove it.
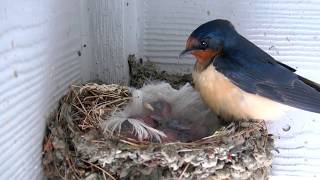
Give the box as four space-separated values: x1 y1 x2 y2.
138 0 320 177
0 0 129 179
89 0 129 83
0 1 85 179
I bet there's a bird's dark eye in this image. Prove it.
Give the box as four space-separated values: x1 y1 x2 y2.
200 40 208 49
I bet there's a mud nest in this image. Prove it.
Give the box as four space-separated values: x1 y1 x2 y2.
43 83 275 180
128 55 192 89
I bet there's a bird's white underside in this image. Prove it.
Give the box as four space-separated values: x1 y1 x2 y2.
193 65 292 121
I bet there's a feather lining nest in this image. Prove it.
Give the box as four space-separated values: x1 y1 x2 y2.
43 82 275 180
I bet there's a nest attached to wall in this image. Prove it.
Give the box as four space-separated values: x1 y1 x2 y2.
128 55 193 89
43 82 274 180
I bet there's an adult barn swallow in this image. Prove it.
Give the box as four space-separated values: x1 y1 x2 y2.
180 19 320 121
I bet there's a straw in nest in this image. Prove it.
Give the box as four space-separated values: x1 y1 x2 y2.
43 83 275 180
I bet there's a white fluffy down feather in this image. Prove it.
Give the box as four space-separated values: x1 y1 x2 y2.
102 82 220 142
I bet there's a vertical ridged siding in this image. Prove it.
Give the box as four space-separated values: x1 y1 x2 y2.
90 0 129 84
0 1 84 179
140 0 320 177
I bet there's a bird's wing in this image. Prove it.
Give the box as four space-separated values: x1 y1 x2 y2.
213 55 320 113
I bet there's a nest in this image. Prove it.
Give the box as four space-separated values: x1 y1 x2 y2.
43 82 275 180
128 55 192 89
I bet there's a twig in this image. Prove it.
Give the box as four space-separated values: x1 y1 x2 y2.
262 120 269 148
96 97 131 107
54 161 65 180
66 156 81 180
119 139 140 147
178 163 190 180
81 159 116 180
74 90 90 114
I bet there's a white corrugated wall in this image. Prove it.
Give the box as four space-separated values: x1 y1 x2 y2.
0 1 85 179
0 0 129 179
138 0 320 178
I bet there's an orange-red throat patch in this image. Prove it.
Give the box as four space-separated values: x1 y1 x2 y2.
192 49 219 64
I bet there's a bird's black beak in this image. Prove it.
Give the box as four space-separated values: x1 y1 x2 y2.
178 49 193 59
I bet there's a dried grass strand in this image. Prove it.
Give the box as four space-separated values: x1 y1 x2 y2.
80 159 116 180
178 163 190 180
